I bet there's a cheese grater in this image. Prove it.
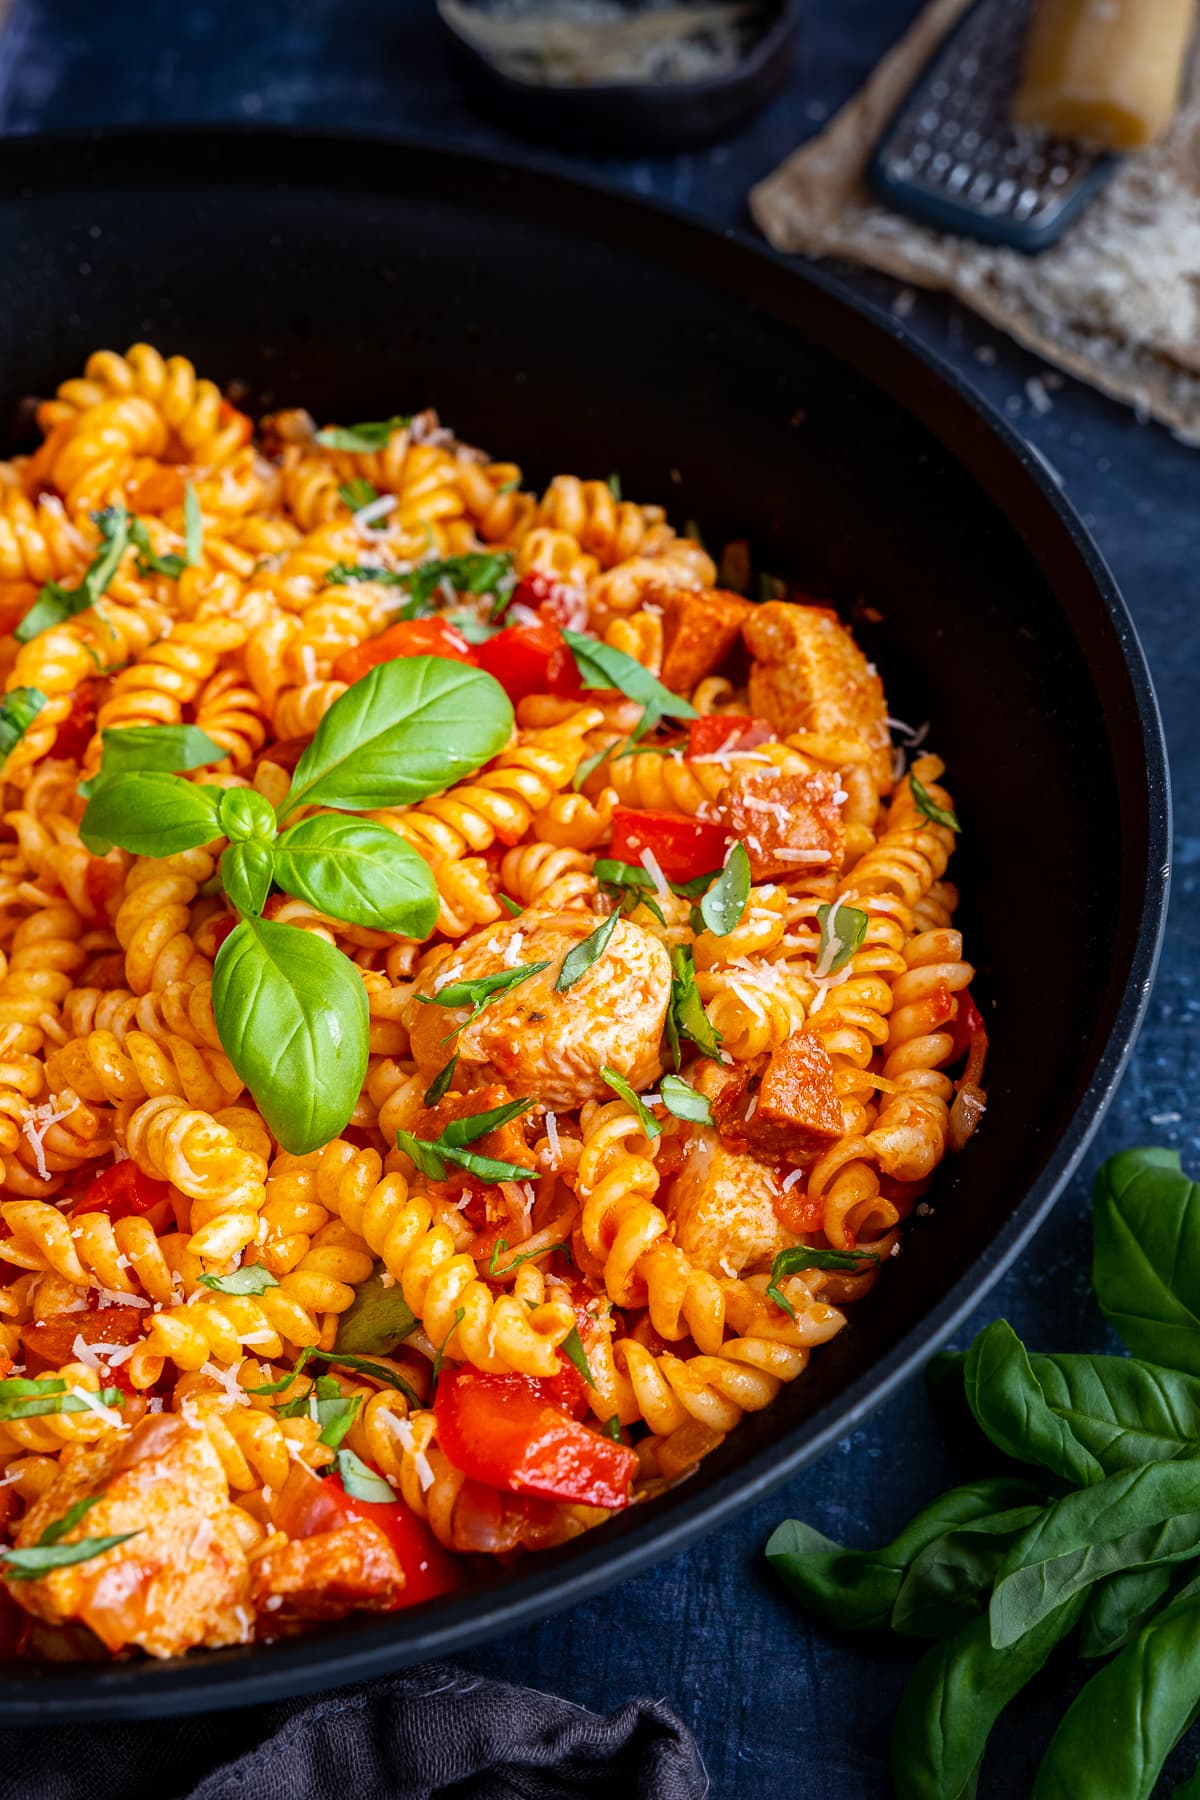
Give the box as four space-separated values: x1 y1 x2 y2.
868 0 1118 254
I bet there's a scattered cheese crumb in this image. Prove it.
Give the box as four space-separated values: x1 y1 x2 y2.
780 1168 805 1193
638 846 670 900
382 1411 435 1490
21 1100 71 1182
544 1110 561 1166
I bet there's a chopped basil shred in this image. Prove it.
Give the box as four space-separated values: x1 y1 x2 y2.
0 688 47 767
0 1377 123 1423
766 1245 881 1320
335 1448 396 1503
316 415 411 451
430 1307 467 1392
338 477 379 510
659 1074 713 1125
418 960 549 1031
39 1496 104 1547
2 1531 141 1581
601 1415 625 1443
814 900 869 977
487 1238 564 1277
423 1053 459 1105
606 472 621 501
667 945 723 1064
197 1265 279 1296
16 505 130 643
555 912 619 992
699 842 751 937
561 1326 595 1388
183 482 203 566
909 772 961 833
600 1066 661 1140
397 1095 537 1186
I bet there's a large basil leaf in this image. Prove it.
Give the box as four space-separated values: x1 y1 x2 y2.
1078 1562 1182 1659
273 815 439 936
963 1320 1105 1487
1092 1148 1200 1374
1029 1352 1200 1474
892 1593 1085 1800
281 658 513 816
766 1478 1042 1634
78 722 225 798
212 917 369 1155
1032 1583 1200 1799
890 1504 1046 1640
80 772 224 857
333 1267 418 1356
990 1462 1200 1648
220 842 274 919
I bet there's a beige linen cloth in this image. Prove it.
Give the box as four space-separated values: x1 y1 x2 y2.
751 0 1200 439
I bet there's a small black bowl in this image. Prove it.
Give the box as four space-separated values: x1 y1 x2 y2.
438 0 796 151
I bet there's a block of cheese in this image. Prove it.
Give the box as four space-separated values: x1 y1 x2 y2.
1014 0 1196 149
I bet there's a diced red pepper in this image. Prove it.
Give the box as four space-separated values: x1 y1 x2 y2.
508 570 586 628
332 618 477 685
475 619 585 705
434 1367 637 1510
210 913 239 953
686 714 775 758
271 1459 462 1608
608 807 729 885
72 1161 170 1224
83 856 125 925
50 679 100 761
947 988 987 1063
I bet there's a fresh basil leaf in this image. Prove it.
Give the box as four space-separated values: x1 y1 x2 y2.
600 1066 660 1139
0 1378 123 1422
396 1125 536 1185
1031 1584 1200 1800
555 911 619 992
593 858 667 924
197 1265 279 1296
561 1325 595 1387
219 841 275 919
316 416 411 451
338 478 378 511
424 1054 459 1105
767 1479 1044 1634
79 772 223 857
497 893 523 916
430 1306 466 1391
1092 1148 1200 1375
1026 1352 1200 1475
439 1096 534 1150
128 517 186 580
699 842 751 937
892 1594 1085 1800
212 916 369 1155
571 742 614 793
218 788 277 845
333 1269 418 1357
335 1447 396 1503
909 772 960 833
0 688 47 767
272 814 439 937
296 1347 420 1409
15 504 129 643
395 1129 452 1182
316 1389 361 1450
486 1238 564 1277
668 945 722 1063
990 1462 1200 1648
418 961 549 1023
78 722 226 798
963 1319 1106 1488
659 1074 713 1125
38 1495 103 1547
281 658 514 817
891 1505 1047 1639
561 629 696 723
814 900 869 977
601 1414 624 1443
1077 1562 1182 1660
324 562 409 589
1 1533 141 1581
183 481 202 565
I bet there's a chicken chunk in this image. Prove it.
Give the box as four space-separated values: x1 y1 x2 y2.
714 1030 844 1161
657 586 753 692
663 1129 795 1278
719 767 846 881
251 1521 402 1623
745 601 892 789
404 911 671 1109
6 1417 252 1659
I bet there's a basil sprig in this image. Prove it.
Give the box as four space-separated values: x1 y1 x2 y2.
909 772 960 833
561 628 697 743
323 552 514 622
16 505 130 643
77 657 513 1152
397 1095 536 1186
768 1148 1200 1798
316 415 411 451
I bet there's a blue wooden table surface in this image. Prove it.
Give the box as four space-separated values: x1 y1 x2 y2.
1 2 1196 1792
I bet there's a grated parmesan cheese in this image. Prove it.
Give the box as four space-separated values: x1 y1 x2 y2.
544 1110 561 1166
378 1270 396 1288
638 846 670 900
382 1411 435 1490
772 848 833 864
780 1167 805 1193
71 1335 135 1370
200 1359 248 1404
503 931 525 967
353 493 398 535
93 1285 149 1310
21 1100 71 1182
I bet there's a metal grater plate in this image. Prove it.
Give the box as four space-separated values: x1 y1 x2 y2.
870 0 1114 250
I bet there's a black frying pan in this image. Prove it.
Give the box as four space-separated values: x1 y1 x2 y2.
0 128 1170 1720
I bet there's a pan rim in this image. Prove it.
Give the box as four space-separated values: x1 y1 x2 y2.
0 124 1171 1718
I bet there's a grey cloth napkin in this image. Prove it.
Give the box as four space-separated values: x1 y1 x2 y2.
0 1662 708 1799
